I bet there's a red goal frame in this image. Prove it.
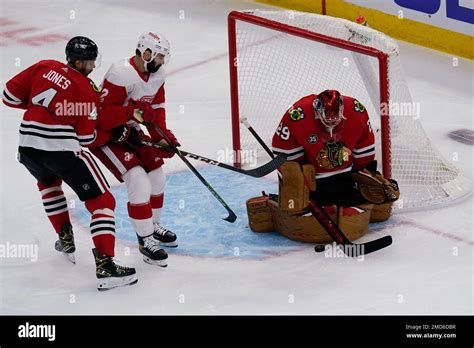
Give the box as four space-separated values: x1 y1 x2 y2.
228 11 391 178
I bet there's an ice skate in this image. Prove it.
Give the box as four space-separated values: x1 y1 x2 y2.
54 223 76 264
137 234 168 267
93 248 138 291
153 223 178 247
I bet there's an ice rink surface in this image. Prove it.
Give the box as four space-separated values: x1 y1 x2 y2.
0 0 472 314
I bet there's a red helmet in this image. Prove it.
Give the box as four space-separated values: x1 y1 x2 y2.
313 90 344 131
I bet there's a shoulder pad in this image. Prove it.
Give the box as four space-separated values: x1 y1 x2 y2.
105 60 140 87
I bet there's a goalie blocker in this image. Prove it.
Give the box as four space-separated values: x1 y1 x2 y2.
246 161 399 243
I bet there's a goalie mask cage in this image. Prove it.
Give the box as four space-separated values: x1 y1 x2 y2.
228 10 471 211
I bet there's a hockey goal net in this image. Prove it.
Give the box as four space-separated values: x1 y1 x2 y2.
228 9 471 211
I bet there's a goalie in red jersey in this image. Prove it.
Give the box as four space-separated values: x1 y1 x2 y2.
271 89 399 220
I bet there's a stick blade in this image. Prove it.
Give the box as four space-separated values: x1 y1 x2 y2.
356 235 392 256
223 211 237 223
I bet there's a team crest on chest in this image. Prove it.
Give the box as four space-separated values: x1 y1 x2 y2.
139 95 155 103
316 141 351 169
288 106 304 121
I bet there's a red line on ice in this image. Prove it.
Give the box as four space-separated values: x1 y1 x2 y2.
372 219 473 246
167 35 280 76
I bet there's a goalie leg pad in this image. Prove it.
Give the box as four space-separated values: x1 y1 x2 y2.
269 199 335 243
370 202 393 222
337 203 373 240
268 200 371 243
279 162 315 211
302 164 316 191
246 196 274 232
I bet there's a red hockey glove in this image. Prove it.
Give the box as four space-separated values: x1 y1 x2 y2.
148 121 181 148
126 99 155 124
154 146 176 159
161 128 180 147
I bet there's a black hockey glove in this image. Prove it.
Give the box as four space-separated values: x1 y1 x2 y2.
111 125 144 148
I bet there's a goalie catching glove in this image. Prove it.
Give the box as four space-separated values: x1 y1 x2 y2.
352 168 400 205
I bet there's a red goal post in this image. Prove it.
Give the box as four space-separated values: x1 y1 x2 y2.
229 10 391 177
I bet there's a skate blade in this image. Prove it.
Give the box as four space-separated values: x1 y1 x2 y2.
64 252 76 264
55 240 76 263
143 255 167 267
55 242 76 264
97 275 138 291
159 241 178 248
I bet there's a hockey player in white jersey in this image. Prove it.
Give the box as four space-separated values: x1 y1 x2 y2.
91 32 179 267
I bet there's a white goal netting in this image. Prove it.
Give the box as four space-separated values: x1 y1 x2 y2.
230 9 471 211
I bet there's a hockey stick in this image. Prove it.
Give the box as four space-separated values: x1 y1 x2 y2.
240 117 275 159
149 121 237 223
240 117 392 256
144 141 287 178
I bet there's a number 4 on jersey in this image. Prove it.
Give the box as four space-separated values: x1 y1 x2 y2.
31 88 57 108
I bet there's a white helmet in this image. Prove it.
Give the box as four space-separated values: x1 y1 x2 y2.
136 32 170 71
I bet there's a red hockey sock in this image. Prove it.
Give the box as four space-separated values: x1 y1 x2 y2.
150 193 164 223
37 179 70 234
127 201 153 237
85 191 116 257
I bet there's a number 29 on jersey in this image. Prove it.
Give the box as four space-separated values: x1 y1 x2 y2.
276 122 290 140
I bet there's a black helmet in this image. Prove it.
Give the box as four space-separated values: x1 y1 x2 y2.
65 36 98 63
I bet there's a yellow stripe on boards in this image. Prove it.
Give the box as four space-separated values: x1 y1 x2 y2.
254 0 473 60
256 0 323 13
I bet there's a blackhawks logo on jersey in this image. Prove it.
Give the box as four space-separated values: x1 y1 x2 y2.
353 99 366 113
288 106 304 121
316 141 351 169
89 80 101 93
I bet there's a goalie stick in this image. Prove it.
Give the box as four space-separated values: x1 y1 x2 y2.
149 121 237 223
240 117 392 256
143 141 287 178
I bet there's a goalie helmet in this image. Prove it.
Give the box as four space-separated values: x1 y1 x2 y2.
136 32 170 72
313 89 345 133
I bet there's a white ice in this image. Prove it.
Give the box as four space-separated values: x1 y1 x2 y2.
0 0 472 314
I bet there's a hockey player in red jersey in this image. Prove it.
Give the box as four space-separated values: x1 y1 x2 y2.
272 89 397 207
2 36 137 291
90 32 179 267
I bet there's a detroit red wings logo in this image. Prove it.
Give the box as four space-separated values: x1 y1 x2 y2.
139 96 155 103
148 32 160 40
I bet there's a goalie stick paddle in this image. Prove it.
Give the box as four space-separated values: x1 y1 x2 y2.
145 142 287 178
149 122 237 223
307 200 392 256
240 117 393 256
